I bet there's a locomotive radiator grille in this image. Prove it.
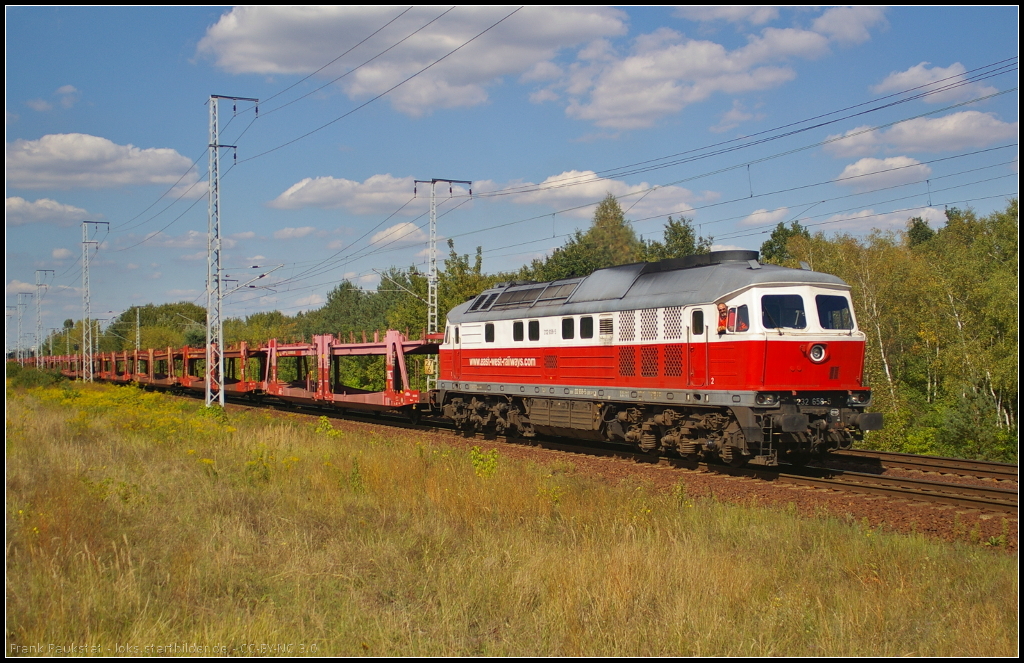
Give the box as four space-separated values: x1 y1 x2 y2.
664 345 683 376
619 310 636 342
619 347 636 376
664 306 683 339
641 346 659 377
640 308 659 341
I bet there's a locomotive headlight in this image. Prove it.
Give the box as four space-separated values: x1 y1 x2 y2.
808 343 827 363
755 392 779 406
847 391 871 406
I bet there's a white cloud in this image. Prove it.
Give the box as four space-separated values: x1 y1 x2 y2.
326 240 345 250
711 100 762 133
740 207 790 227
709 243 749 252
123 230 236 250
674 7 779 25
230 231 256 239
811 7 887 45
825 111 1018 157
26 99 52 112
52 248 74 260
6 280 36 295
177 251 208 262
269 173 428 214
273 226 317 240
486 170 703 220
872 62 998 104
816 206 945 232
55 85 80 109
198 6 626 116
293 293 325 309
6 197 98 227
834 157 931 191
556 27 829 129
370 222 427 246
6 133 201 190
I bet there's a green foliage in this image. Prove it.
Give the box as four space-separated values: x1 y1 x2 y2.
79 302 208 353
761 220 811 265
640 216 712 261
788 200 1018 461
523 194 643 280
906 216 935 247
183 326 206 348
8 365 67 389
469 445 499 478
314 416 342 439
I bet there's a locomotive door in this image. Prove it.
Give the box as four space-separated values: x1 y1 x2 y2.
452 326 462 380
686 307 708 387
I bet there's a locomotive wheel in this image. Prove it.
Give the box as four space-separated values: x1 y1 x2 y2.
721 446 748 468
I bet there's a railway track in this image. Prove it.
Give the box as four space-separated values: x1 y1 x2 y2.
196 393 1024 516
828 448 1018 482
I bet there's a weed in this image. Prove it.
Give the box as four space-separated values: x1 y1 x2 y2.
314 415 342 438
347 458 366 493
246 447 273 483
469 445 499 478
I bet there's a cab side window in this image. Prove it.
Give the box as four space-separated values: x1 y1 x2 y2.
513 321 524 342
692 310 704 335
562 317 574 340
528 320 540 341
580 316 594 339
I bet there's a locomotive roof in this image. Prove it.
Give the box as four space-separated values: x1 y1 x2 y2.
447 251 849 323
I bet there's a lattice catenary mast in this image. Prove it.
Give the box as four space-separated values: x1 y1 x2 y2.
35 269 53 362
414 178 472 388
206 95 257 407
81 221 108 381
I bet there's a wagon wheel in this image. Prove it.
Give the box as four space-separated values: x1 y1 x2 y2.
406 408 422 426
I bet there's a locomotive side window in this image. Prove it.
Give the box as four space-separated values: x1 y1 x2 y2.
762 294 806 329
816 295 853 330
485 323 495 343
692 310 704 335
562 317 575 339
455 327 460 344
513 321 524 342
528 320 540 341
580 316 594 339
445 326 450 344
728 305 750 333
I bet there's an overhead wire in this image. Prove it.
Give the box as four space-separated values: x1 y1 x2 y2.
236 7 524 164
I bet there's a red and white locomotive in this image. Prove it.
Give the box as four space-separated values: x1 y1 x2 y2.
437 250 882 466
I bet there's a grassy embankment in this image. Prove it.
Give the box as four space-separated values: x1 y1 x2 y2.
6 381 1018 656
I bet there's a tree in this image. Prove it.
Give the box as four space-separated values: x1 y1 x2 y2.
760 220 810 265
641 215 711 261
906 216 935 247
525 194 642 281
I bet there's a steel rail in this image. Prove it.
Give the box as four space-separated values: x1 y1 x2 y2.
833 449 1018 481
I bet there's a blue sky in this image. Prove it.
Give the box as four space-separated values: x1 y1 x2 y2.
5 6 1018 351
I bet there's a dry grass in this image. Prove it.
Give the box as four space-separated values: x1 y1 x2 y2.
6 382 1018 656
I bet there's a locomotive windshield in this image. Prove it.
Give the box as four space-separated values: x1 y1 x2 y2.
761 294 806 329
816 294 854 330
